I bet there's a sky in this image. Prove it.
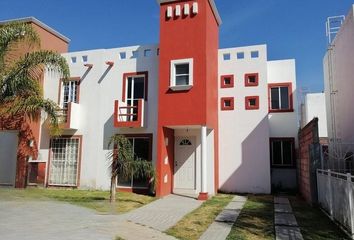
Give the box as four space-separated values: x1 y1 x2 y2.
1 0 353 95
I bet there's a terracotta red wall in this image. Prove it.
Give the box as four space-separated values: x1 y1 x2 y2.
158 0 219 126
156 128 175 196
156 0 220 196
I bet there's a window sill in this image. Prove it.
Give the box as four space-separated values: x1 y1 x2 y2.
269 109 294 113
169 85 193 91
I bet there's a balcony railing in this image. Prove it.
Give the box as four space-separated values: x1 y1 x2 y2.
114 99 145 128
57 102 80 130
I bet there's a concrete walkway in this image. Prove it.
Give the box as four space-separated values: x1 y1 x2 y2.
0 200 125 240
0 194 201 240
126 194 202 232
199 195 247 240
274 197 304 240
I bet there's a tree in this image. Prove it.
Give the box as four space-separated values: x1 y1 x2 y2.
0 21 69 131
107 135 156 203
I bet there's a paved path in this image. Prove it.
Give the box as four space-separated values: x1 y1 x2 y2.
0 200 124 240
0 194 201 240
274 197 304 240
126 194 202 232
199 195 247 240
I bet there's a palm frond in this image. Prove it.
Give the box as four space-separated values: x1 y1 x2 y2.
0 21 40 68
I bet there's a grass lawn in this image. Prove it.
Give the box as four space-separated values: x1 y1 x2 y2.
226 195 274 240
0 188 155 214
166 194 234 240
289 196 350 240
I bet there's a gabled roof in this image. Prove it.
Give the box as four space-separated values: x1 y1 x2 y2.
156 0 222 25
0 17 70 43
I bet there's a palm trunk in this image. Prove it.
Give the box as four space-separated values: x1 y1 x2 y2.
110 175 116 203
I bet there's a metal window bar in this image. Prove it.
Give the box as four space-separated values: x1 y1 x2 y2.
326 16 345 45
49 138 79 186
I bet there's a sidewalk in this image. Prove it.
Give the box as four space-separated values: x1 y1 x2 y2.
199 195 247 240
116 194 202 240
274 196 304 240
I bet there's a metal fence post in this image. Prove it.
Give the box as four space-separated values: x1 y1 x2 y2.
328 169 334 219
347 173 354 239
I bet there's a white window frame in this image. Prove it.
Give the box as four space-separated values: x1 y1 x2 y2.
62 80 79 109
170 58 193 91
270 86 290 110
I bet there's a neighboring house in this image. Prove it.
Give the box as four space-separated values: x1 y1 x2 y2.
324 4 354 144
301 93 328 139
0 17 69 188
0 0 298 198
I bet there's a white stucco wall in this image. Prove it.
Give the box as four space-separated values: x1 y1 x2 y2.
42 45 159 190
267 59 298 143
324 5 354 143
218 45 271 194
267 59 298 189
303 93 328 138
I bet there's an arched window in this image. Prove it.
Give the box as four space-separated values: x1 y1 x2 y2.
179 139 192 146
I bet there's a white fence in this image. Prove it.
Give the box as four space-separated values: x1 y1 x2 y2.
317 169 354 239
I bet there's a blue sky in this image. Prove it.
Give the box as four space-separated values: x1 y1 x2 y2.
1 0 353 94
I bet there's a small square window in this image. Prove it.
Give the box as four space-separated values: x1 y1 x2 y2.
221 97 234 111
251 51 259 58
132 50 139 59
119 52 126 59
71 57 77 63
245 96 259 110
144 49 152 57
170 58 193 91
220 75 234 88
237 52 244 59
82 55 88 62
223 53 231 61
245 73 259 87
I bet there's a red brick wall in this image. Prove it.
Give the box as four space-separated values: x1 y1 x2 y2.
298 118 328 204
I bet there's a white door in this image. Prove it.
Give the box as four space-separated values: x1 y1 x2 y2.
174 136 196 190
0 131 18 186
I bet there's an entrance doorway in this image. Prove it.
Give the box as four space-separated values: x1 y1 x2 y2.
174 136 196 193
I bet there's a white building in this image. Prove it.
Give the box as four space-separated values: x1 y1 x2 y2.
324 5 354 144
301 93 328 138
0 0 299 197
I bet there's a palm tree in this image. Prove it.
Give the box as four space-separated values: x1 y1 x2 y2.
107 135 156 203
0 21 69 131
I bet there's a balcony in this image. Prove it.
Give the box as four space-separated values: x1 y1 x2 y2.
114 99 145 128
58 102 80 130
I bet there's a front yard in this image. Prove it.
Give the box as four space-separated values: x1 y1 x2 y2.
0 188 155 214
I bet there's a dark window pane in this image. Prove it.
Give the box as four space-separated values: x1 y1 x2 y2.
224 78 231 85
224 100 231 107
176 75 189 85
117 175 131 187
176 64 189 75
133 138 150 161
280 87 289 109
132 138 151 188
249 98 256 106
272 141 282 165
248 75 256 83
127 77 132 99
282 141 293 165
271 88 279 109
133 77 145 99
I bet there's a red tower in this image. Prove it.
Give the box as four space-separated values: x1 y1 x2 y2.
156 0 221 199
